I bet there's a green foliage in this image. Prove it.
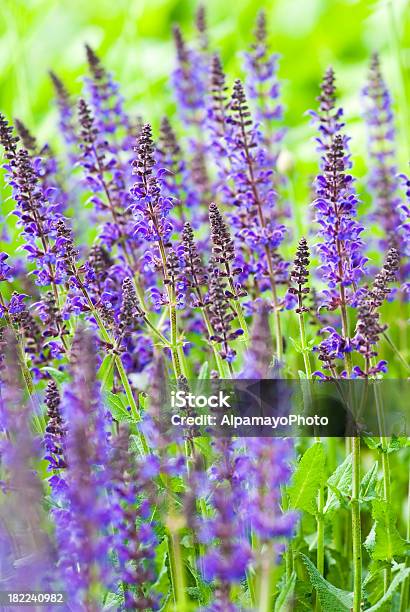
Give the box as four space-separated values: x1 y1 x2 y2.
299 553 353 611
288 442 326 514
364 499 408 561
275 571 297 611
365 565 410 611
324 452 352 516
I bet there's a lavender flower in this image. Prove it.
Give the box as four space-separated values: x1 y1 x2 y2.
54 329 112 607
49 71 77 147
314 134 366 309
171 25 207 128
110 425 159 610
224 79 289 318
352 247 399 377
240 304 272 378
157 117 191 226
85 44 130 141
0 252 13 282
0 332 53 591
130 123 173 247
207 267 243 363
43 380 67 490
0 129 61 286
201 438 251 588
181 221 208 307
118 277 145 337
288 237 310 314
209 202 245 300
243 11 284 154
362 53 402 252
240 438 297 540
195 4 208 52
14 118 38 153
308 67 346 159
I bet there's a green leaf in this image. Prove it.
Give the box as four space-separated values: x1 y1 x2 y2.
275 571 297 611
363 436 382 451
106 392 134 423
364 499 408 561
288 337 303 353
40 366 69 384
387 435 410 454
299 553 353 612
288 442 326 514
97 353 114 388
365 566 410 611
129 434 146 456
324 453 352 515
103 592 124 611
360 461 379 502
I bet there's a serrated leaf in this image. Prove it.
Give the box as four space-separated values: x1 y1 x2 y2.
387 435 410 453
365 499 408 561
360 461 379 502
365 566 410 611
324 453 352 515
275 571 297 611
299 553 353 612
288 443 326 514
129 434 145 456
363 436 382 451
105 392 134 423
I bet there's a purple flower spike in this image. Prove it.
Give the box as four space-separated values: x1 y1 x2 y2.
54 329 112 607
243 11 285 155
314 134 367 309
362 53 403 253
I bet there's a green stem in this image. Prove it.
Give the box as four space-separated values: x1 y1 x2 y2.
167 529 187 612
399 474 410 612
351 436 362 612
168 286 182 379
258 542 276 612
298 312 312 379
114 355 149 456
382 331 410 373
374 379 393 591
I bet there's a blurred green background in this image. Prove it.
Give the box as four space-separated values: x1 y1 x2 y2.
0 0 409 372
1 0 409 163
0 0 409 248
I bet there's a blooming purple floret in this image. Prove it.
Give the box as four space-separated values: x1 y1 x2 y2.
85 44 131 143
243 10 284 154
0 117 65 286
314 134 367 308
54 329 112 607
241 438 298 540
171 25 207 129
201 438 251 585
50 71 78 148
0 252 13 282
225 80 288 290
308 67 346 159
110 425 160 610
130 123 174 246
362 54 400 231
